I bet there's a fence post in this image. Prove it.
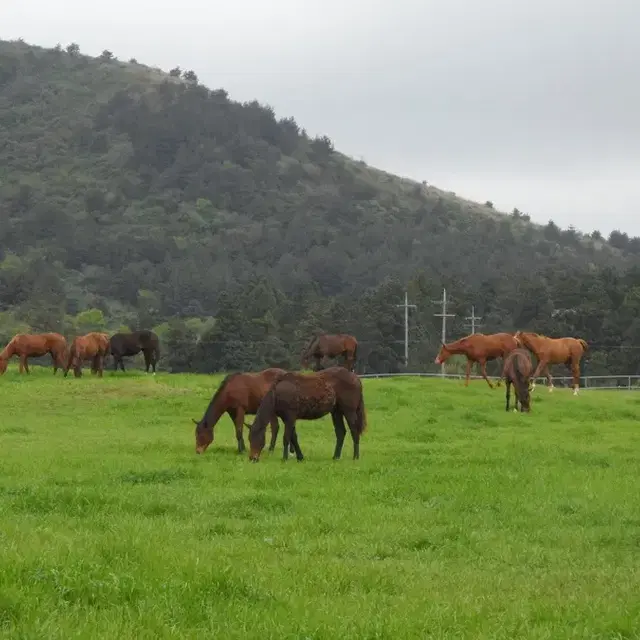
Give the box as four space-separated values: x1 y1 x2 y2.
629 376 632 391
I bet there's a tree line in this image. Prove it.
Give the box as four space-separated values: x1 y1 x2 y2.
0 39 639 375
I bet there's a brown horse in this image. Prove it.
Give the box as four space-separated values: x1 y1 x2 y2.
193 368 291 455
248 366 367 463
64 332 110 378
0 333 67 375
301 333 358 372
434 332 518 388
502 348 533 412
514 331 588 395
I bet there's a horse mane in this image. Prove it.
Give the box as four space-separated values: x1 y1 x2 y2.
209 372 241 407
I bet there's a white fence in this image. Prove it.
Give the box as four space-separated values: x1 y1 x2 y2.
359 372 640 390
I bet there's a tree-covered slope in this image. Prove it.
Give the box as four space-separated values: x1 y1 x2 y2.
1 38 639 374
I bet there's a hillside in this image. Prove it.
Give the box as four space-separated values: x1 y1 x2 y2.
1 38 640 374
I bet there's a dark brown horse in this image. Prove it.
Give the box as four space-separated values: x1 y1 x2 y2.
514 331 588 395
248 366 367 463
434 332 518 388
0 332 68 375
193 368 290 455
64 332 110 378
110 330 160 374
502 348 533 412
301 333 358 372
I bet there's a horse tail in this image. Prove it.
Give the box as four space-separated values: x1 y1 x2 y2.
355 387 367 436
578 339 588 351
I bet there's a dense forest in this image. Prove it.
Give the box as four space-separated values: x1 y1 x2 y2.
1 38 640 376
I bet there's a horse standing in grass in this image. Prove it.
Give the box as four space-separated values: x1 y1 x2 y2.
0 333 67 375
109 330 160 374
502 348 533 412
64 332 110 378
301 333 358 372
248 366 367 463
193 368 291 455
434 332 518 388
514 331 588 395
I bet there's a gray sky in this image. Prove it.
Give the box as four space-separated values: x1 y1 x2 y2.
4 0 640 236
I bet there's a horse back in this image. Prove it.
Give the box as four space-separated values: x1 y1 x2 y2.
503 348 533 378
275 372 338 418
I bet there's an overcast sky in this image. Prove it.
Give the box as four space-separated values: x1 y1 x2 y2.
4 0 640 236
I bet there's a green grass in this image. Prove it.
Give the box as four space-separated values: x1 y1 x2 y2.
1 368 640 639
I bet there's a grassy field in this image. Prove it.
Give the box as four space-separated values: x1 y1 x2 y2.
1 368 640 639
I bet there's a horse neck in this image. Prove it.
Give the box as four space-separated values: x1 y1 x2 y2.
202 395 226 429
519 334 542 351
302 335 319 357
444 339 468 355
0 342 15 359
250 385 277 439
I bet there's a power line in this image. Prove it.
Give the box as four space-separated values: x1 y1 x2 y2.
464 305 483 334
432 287 456 376
395 291 417 367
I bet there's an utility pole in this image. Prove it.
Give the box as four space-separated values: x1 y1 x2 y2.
395 291 417 367
464 305 483 334
432 287 456 376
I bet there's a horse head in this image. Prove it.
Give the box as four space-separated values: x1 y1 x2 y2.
0 357 7 375
193 417 213 454
434 342 449 365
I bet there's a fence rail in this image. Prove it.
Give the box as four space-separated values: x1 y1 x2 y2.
359 372 640 390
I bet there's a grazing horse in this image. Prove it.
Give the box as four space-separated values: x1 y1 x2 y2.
64 332 110 378
434 332 518 388
0 333 67 375
514 331 588 395
193 368 291 455
301 333 358 372
502 348 533 412
109 330 160 374
248 366 367 463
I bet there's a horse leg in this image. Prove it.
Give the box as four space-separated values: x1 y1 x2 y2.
480 360 494 389
51 351 58 375
331 409 348 460
230 408 246 453
288 426 304 461
143 350 150 374
22 356 30 374
282 418 296 461
530 359 546 392
97 354 104 378
464 359 472 386
571 361 580 396
505 379 511 412
342 409 361 460
542 365 554 392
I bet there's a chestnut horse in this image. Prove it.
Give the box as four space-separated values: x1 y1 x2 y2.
514 331 588 395
434 332 518 388
248 366 367 463
193 368 291 455
0 332 67 375
64 332 110 378
502 348 533 412
301 333 358 372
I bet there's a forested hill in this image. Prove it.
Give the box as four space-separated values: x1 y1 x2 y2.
1 38 640 375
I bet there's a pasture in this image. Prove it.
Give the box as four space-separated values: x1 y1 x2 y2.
1 369 640 638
